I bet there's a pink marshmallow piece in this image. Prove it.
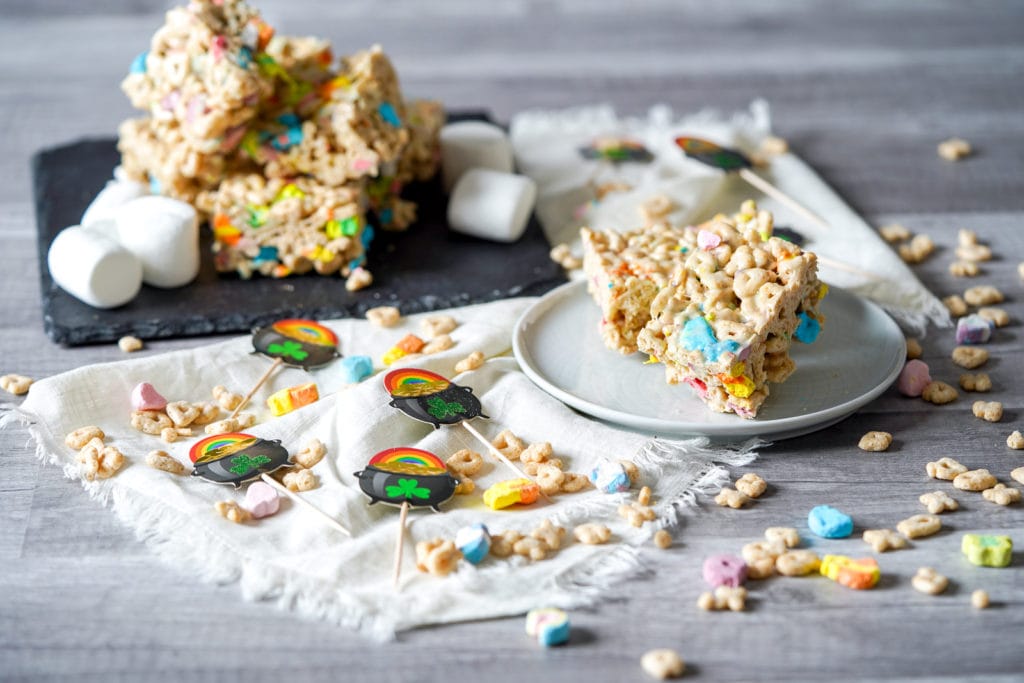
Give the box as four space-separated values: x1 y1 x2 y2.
243 481 280 519
130 382 167 412
703 553 748 588
698 229 722 251
897 359 931 397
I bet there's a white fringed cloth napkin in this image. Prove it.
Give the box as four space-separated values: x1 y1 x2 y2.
3 299 761 640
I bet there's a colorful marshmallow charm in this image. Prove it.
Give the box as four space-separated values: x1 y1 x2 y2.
339 355 373 383
808 505 854 539
439 120 515 192
447 168 538 243
47 225 143 309
820 555 880 590
243 481 280 518
961 533 1013 568
897 359 932 397
455 523 491 565
525 608 570 647
266 382 319 416
702 554 748 588
130 382 167 412
482 478 541 510
589 461 631 494
955 314 994 344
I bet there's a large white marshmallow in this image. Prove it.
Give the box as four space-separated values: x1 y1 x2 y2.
115 196 200 288
447 168 537 243
47 225 143 309
81 179 149 227
440 121 515 192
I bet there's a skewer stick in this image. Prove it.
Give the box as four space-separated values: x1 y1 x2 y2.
738 167 830 231
260 473 351 537
393 501 410 587
816 255 886 282
459 420 551 503
230 357 284 419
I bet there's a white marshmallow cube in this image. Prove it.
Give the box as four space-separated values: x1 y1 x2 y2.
81 179 149 227
115 196 200 288
47 226 143 309
440 121 515 192
447 168 537 243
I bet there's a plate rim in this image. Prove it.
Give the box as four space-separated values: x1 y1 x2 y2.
511 279 906 439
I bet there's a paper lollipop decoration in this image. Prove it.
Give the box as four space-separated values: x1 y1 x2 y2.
230 318 341 419
674 135 829 230
354 447 459 585
383 368 549 502
189 433 291 487
578 136 653 164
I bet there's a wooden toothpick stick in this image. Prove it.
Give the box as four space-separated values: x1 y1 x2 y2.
816 255 886 282
393 501 410 588
260 473 351 537
459 420 551 503
230 357 284 419
737 167 830 231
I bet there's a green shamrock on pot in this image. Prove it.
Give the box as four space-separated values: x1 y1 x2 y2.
229 454 271 476
386 478 430 500
266 340 309 361
426 396 466 420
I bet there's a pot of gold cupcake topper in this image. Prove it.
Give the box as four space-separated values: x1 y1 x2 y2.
189 433 291 487
578 136 653 164
354 447 459 586
382 368 550 502
673 135 830 230
230 318 341 419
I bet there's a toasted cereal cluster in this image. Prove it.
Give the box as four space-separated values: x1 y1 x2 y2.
898 234 936 264
919 490 958 514
1008 431 1024 450
972 400 1003 422
959 373 992 392
911 567 949 595
982 483 1021 506
76 439 127 481
146 450 188 475
487 429 590 496
415 538 461 576
858 431 893 452
862 529 907 553
697 585 747 612
214 500 251 524
118 0 443 283
953 469 997 492
129 390 244 441
937 137 971 161
0 373 33 395
896 514 942 539
640 649 686 680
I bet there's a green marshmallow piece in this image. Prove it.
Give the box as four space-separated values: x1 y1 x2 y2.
961 533 1013 567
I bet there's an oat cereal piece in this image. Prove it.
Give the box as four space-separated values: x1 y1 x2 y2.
422 334 454 354
1019 262 1024 279
977 307 1009 327
926 457 968 480
420 315 457 339
145 450 187 475
345 267 373 292
972 589 990 609
165 401 201 427
653 529 672 549
742 540 786 579
697 585 748 612
1011 467 1024 485
445 449 483 477
956 244 992 263
964 285 1004 306
560 472 590 493
714 487 750 509
489 530 524 557
879 224 911 243
912 567 949 595
733 472 767 498
898 234 935 264
204 417 239 436
959 373 992 392
922 381 958 404
776 549 821 576
491 429 526 459
454 351 485 373
641 648 685 680
131 410 173 435
234 412 256 429
160 426 192 443
513 536 551 561
549 243 572 265
760 135 789 155
0 374 32 395
938 137 971 161
520 442 553 464
619 502 657 528
65 426 105 450
211 385 243 411
573 523 612 545
953 468 997 492
535 463 566 496
638 485 653 506
282 468 318 492
450 476 474 495
949 260 980 277
365 306 401 328
214 501 251 524
972 400 1003 422
619 460 641 485
943 295 969 317
118 335 143 353
957 229 978 247
1008 431 1024 450
523 459 563 476
293 439 327 469
75 438 105 479
765 527 800 549
858 431 893 452
415 539 461 576
191 402 221 425
897 514 942 539
862 529 907 553
919 491 959 514
640 194 675 224
905 338 922 359
982 483 1021 506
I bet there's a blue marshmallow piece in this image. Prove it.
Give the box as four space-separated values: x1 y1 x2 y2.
130 51 148 74
794 312 821 344
455 523 491 565
378 102 401 127
680 316 740 362
525 608 570 647
808 505 854 539
589 461 631 493
339 355 373 384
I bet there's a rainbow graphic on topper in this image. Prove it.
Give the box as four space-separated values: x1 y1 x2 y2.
190 433 258 464
384 368 450 397
271 319 338 348
369 447 447 471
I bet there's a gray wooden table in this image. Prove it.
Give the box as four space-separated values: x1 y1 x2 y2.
2 1 1023 681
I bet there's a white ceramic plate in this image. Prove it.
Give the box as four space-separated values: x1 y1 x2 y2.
512 280 905 440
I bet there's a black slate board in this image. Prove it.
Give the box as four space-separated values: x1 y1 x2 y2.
31 115 565 346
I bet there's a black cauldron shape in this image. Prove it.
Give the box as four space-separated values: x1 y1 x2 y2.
251 318 341 370
189 433 292 488
388 384 488 428
353 448 458 512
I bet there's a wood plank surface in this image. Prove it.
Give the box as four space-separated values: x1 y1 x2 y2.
2 1 1023 681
